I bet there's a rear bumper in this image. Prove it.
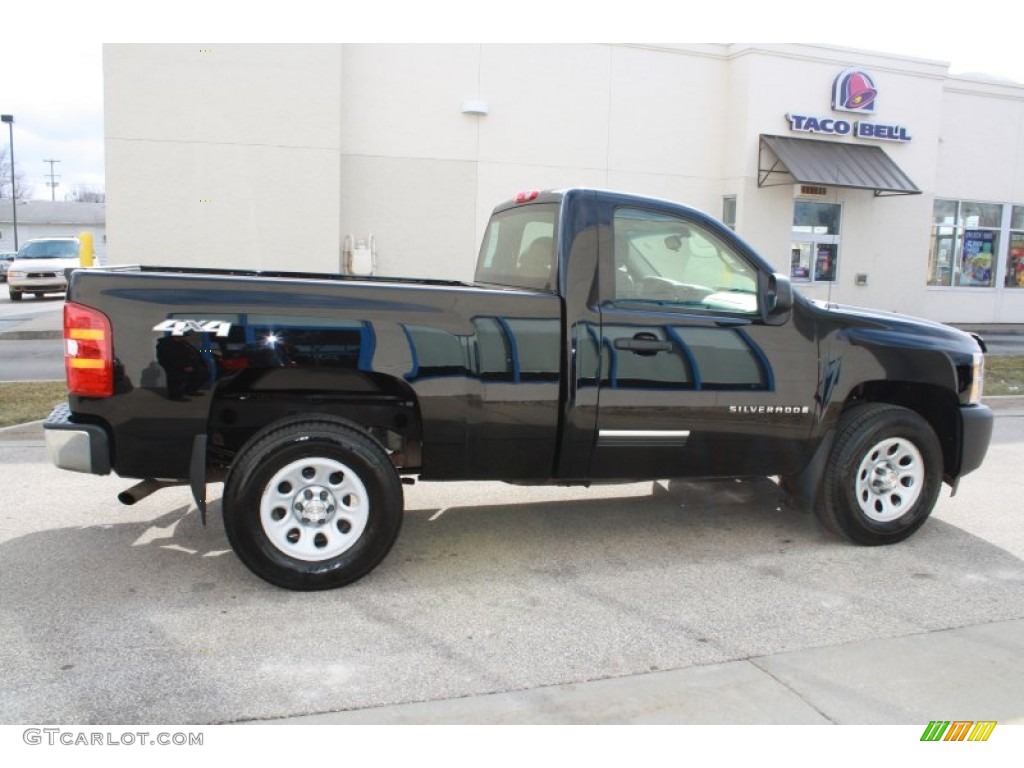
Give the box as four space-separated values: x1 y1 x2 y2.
43 403 111 475
958 403 994 478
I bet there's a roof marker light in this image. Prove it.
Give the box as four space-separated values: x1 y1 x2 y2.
514 190 540 204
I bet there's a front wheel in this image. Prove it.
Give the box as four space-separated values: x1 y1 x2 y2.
9 288 22 301
223 417 403 590
817 404 943 545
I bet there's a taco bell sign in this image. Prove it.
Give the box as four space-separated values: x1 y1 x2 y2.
786 68 912 143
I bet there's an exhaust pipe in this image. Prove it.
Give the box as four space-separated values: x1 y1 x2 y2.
118 479 180 505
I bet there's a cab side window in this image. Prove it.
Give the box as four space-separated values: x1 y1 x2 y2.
613 208 759 315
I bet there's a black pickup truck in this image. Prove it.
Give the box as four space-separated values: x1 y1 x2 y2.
44 189 993 590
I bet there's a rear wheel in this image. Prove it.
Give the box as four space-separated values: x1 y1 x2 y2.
223 417 403 590
817 404 942 545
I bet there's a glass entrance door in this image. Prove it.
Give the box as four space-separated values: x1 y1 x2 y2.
791 201 841 284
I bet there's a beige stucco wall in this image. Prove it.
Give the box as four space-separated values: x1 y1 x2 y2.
104 44 342 272
103 43 1024 322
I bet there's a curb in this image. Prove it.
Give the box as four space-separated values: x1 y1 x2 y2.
955 326 1024 336
0 419 44 432
0 330 63 341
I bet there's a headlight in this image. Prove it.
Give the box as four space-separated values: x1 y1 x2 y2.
967 352 984 405
9 270 26 279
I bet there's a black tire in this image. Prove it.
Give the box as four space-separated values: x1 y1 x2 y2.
9 289 22 301
223 416 403 590
817 404 943 545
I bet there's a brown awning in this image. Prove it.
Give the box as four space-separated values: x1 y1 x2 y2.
759 134 920 197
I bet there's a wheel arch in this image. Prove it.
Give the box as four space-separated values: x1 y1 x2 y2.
207 368 424 473
787 378 959 512
842 379 960 482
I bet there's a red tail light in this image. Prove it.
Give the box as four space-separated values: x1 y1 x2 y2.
64 301 113 397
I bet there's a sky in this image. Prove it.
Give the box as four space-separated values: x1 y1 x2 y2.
3 1 1023 202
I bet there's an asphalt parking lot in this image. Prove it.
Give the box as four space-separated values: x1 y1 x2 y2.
1 411 1023 725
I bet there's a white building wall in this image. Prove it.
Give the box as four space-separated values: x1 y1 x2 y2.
103 43 1024 322
921 77 1024 322
104 44 342 272
722 46 949 317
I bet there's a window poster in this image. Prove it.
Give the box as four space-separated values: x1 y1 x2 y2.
814 243 837 282
961 230 995 286
1006 233 1024 288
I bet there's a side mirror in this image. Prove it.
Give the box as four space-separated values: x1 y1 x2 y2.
763 272 793 324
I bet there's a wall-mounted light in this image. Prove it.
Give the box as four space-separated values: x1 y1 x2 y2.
461 100 489 116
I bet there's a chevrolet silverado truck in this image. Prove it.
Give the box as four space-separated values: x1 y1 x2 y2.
44 189 993 590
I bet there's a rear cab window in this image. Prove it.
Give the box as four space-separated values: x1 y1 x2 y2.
475 204 558 292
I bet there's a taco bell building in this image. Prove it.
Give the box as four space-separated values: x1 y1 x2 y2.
104 43 1024 323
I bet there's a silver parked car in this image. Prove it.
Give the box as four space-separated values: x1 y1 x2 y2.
7 238 80 300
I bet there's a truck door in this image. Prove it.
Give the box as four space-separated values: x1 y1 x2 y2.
589 202 817 480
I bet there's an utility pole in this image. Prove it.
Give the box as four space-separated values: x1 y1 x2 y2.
1 115 16 250
44 159 61 201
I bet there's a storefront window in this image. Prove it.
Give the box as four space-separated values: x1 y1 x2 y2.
932 199 958 226
927 199 1000 287
1007 205 1024 289
791 202 840 282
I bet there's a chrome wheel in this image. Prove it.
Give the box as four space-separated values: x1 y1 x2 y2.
259 456 369 561
854 436 925 523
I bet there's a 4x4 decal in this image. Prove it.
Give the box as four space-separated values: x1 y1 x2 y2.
152 319 232 337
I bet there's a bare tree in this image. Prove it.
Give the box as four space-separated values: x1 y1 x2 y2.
69 185 106 203
0 147 32 199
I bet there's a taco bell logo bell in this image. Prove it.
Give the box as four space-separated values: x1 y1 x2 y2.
833 69 877 113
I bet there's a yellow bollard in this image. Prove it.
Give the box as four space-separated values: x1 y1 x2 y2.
79 232 94 267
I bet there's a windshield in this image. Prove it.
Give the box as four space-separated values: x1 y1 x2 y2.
17 240 79 259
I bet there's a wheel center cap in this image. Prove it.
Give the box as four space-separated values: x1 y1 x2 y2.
294 485 335 525
302 499 328 523
871 463 899 492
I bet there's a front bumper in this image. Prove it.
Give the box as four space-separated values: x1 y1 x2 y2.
9 279 67 292
959 403 994 478
43 403 111 475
